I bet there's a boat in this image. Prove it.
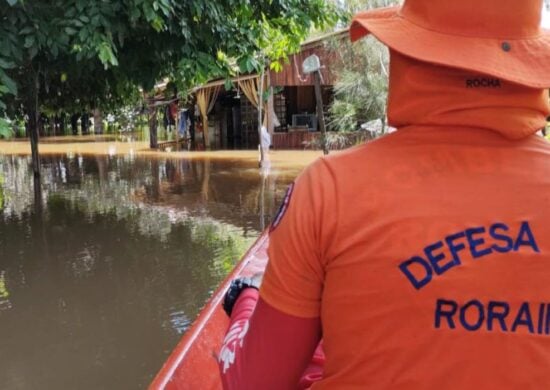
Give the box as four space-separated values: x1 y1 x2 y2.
149 231 269 390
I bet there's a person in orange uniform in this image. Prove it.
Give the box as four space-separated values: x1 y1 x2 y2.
218 0 550 388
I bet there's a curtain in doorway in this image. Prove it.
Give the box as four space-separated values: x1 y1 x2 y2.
196 85 221 149
239 76 280 131
238 77 268 127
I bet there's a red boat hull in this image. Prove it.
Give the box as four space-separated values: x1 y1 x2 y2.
150 232 269 390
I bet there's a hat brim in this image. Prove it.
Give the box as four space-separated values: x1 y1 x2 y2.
350 7 550 88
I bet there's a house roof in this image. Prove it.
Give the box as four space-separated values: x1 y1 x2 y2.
153 27 351 98
191 73 259 92
301 28 349 49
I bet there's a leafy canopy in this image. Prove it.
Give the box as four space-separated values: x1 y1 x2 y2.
326 0 401 134
0 0 337 132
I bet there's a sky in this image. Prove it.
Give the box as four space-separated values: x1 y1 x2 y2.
543 4 550 28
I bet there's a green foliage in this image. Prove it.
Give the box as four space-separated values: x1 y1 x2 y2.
0 174 4 211
0 0 337 124
0 271 8 299
108 106 144 133
305 130 372 150
256 6 338 72
327 36 389 133
0 118 13 139
328 100 357 133
324 0 401 135
0 55 17 125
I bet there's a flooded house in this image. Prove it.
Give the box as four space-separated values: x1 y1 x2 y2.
181 29 348 151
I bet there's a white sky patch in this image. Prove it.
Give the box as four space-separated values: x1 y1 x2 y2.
542 5 550 28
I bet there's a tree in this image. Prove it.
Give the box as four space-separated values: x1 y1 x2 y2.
324 0 401 145
326 36 389 130
0 0 336 176
334 0 400 16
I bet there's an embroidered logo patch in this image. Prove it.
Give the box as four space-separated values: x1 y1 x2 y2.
270 182 295 232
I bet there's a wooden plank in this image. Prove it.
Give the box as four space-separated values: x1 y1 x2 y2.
270 44 340 87
271 131 320 149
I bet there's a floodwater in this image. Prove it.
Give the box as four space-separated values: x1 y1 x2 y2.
0 136 321 389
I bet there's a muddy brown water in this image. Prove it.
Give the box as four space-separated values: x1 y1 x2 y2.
0 137 320 389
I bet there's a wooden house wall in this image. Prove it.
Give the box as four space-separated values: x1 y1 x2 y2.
269 43 339 87
285 86 316 116
271 131 320 149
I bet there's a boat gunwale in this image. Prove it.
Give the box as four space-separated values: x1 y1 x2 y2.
149 231 269 389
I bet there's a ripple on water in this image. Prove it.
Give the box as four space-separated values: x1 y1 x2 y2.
166 309 192 335
69 247 97 278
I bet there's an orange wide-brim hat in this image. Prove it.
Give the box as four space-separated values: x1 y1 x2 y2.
350 0 550 89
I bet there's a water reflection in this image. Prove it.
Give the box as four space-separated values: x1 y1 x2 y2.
0 153 294 389
39 133 147 144
0 271 12 311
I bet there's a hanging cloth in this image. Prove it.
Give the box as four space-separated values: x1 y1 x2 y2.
178 110 188 137
196 86 221 149
163 106 170 130
239 76 270 127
